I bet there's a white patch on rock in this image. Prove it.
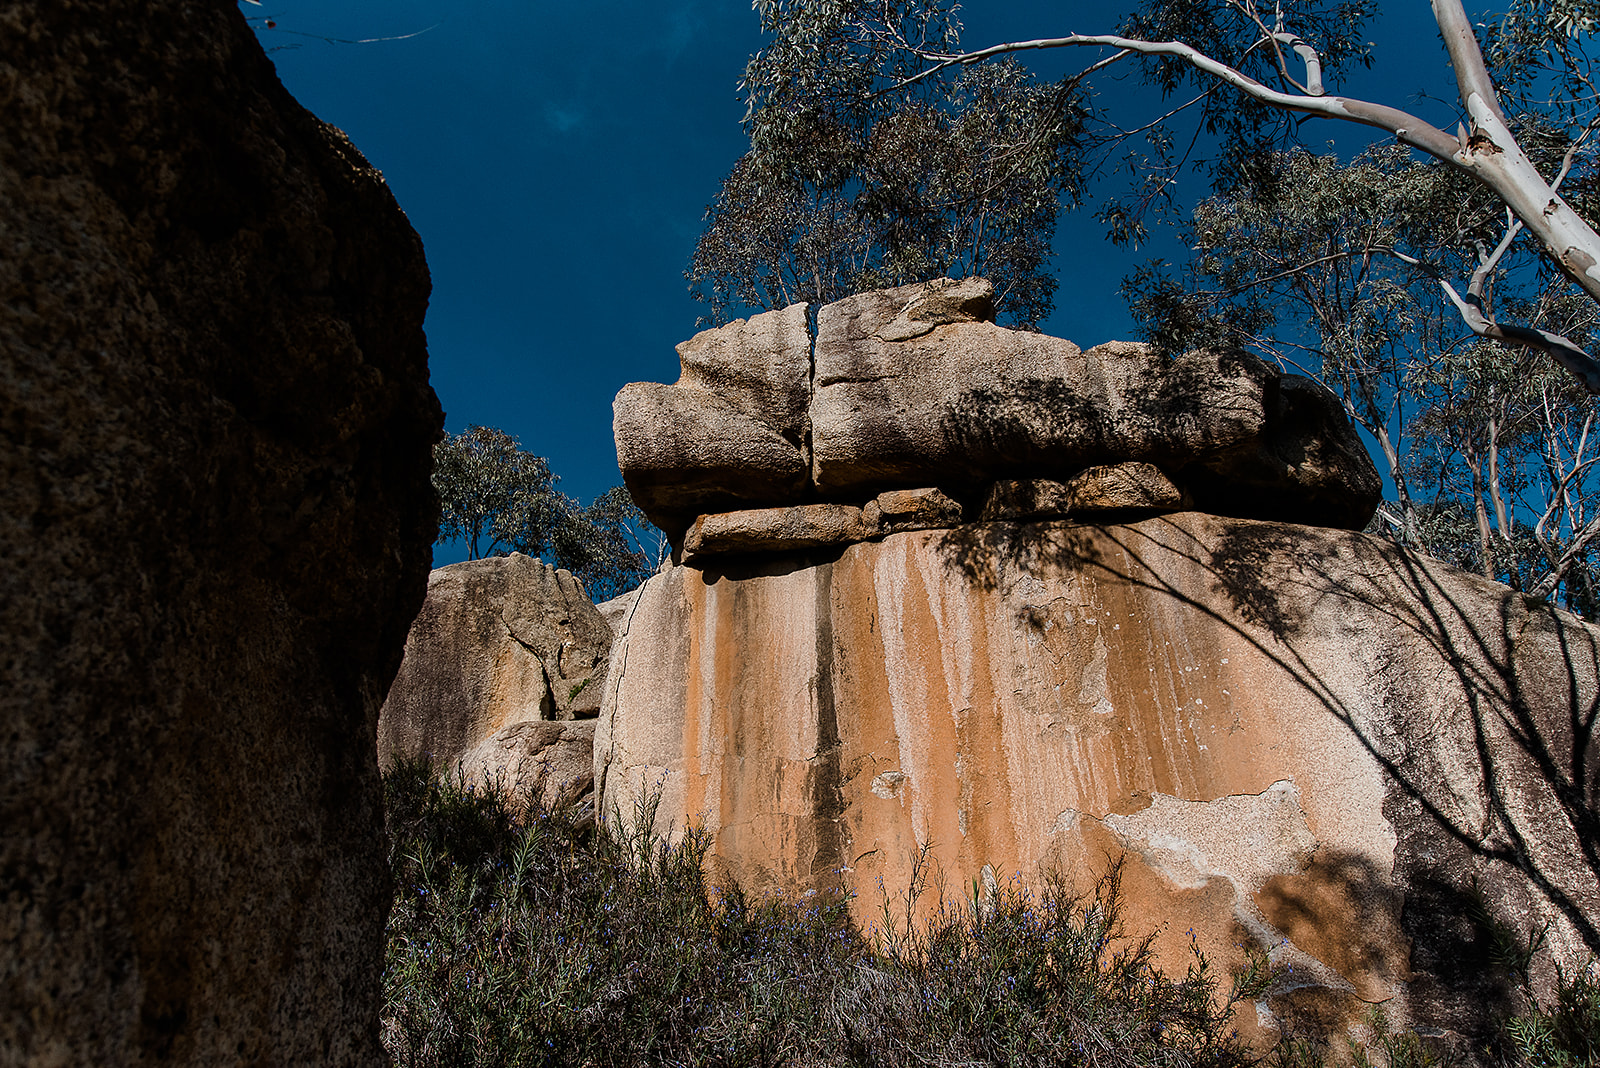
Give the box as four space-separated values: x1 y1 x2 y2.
1100 780 1315 893
871 770 908 799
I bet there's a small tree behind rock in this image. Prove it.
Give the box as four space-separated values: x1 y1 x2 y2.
432 426 658 600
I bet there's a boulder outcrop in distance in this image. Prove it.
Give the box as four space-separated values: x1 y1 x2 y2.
2 4 440 1065
378 555 615 811
615 277 1382 548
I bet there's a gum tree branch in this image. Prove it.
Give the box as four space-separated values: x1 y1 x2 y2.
886 0 1600 391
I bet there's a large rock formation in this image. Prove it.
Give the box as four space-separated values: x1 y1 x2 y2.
2 5 440 1065
378 555 613 807
614 302 812 531
615 278 1382 542
598 514 1600 1054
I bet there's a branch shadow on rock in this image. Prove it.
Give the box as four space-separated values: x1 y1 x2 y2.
933 512 1600 1042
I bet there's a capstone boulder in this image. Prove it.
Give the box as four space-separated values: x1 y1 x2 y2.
613 382 809 537
614 277 1382 549
614 303 813 536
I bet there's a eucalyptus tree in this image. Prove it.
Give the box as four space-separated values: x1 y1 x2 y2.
1126 145 1600 610
689 2 1084 328
753 0 1600 391
1123 147 1459 541
433 425 561 562
432 427 657 599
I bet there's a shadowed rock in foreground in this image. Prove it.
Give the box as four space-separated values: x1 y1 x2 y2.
1 5 440 1064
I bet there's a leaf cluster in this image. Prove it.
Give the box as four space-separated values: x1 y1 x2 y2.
690 0 1085 328
432 427 658 601
1506 962 1600 1067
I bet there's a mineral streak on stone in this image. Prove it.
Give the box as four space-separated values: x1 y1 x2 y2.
2 4 441 1064
598 514 1600 1054
379 555 615 786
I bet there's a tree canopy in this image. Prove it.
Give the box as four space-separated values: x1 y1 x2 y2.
1126 145 1600 610
718 0 1600 389
432 426 661 601
688 1 1085 329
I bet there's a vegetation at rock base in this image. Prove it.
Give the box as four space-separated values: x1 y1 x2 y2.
380 762 1599 1068
432 425 662 601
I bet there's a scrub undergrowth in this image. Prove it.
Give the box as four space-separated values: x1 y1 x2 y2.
380 760 1596 1068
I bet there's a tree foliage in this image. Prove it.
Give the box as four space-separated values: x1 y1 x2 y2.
1124 144 1600 613
722 0 1600 609
688 0 1085 329
747 0 1600 390
432 427 660 601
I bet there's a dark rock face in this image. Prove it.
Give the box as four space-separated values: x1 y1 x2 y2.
1 5 441 1065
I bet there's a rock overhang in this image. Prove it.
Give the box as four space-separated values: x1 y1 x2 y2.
614 277 1382 555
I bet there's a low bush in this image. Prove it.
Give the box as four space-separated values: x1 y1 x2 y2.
379 761 1596 1068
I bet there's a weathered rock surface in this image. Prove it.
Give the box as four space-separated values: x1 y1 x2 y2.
379 555 614 782
684 503 878 561
597 586 648 637
597 514 1600 1056
614 278 1382 543
810 297 1372 525
614 382 809 537
2 5 440 1064
683 489 970 562
868 487 966 533
457 720 597 812
861 275 998 342
983 464 1190 520
615 303 812 536
673 302 811 435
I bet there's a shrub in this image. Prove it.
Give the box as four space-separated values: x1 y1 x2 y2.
1507 963 1600 1068
383 761 1594 1067
380 760 1270 1067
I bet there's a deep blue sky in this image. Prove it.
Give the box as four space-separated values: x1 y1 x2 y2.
248 1 1457 564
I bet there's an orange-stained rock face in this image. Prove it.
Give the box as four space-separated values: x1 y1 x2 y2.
596 513 1600 1054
